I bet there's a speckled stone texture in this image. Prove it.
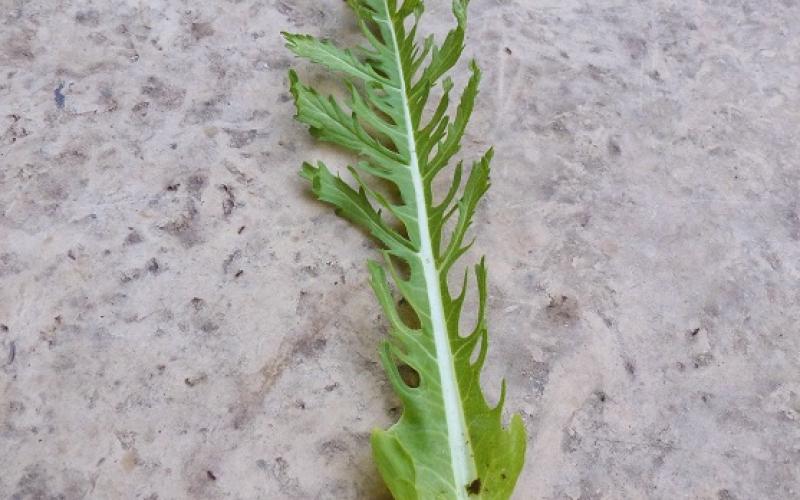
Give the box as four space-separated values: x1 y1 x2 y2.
1 0 799 498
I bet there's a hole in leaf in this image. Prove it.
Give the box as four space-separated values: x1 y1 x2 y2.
448 261 479 339
368 175 407 238
388 253 412 281
355 106 400 154
370 61 388 79
469 331 483 365
370 174 403 206
396 296 421 330
466 478 481 495
397 363 420 388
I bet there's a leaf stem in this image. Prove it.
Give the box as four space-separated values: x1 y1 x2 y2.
381 1 477 496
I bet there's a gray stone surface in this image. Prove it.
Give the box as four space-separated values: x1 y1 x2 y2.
1 0 799 498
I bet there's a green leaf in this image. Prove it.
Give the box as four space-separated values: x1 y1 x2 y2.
285 1 526 498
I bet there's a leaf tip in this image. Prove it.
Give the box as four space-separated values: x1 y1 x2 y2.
453 0 469 24
287 68 300 89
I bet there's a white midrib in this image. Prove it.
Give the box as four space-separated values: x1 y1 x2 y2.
380 3 476 498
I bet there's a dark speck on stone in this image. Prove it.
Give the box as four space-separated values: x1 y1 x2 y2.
191 22 215 40
6 341 15 365
125 230 143 245
200 321 219 333
146 258 160 274
608 138 622 156
54 82 66 109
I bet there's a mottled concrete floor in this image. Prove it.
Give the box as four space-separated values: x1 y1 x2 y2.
1 0 799 498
